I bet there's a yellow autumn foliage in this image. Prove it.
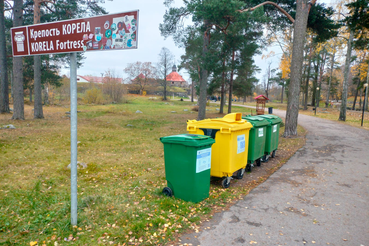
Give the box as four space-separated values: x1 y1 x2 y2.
351 50 368 81
279 53 291 79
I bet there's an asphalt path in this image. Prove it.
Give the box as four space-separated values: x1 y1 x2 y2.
178 107 369 246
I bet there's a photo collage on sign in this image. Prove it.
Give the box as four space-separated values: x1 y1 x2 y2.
83 14 137 51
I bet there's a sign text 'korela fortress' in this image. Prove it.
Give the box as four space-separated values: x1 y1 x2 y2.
11 10 139 57
30 21 91 52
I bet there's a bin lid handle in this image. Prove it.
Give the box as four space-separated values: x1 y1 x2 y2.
220 127 231 133
187 125 196 131
222 113 242 122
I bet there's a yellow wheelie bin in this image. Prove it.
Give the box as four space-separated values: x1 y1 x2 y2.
187 113 253 188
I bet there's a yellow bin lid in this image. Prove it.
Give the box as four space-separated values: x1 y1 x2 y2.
187 113 253 134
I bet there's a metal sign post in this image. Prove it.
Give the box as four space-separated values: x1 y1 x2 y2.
70 53 78 225
10 10 139 226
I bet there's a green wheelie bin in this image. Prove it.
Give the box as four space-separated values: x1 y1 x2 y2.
242 116 270 171
258 114 282 161
160 134 215 203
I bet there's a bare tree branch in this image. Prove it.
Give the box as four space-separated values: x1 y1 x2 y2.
238 1 295 24
41 2 55 13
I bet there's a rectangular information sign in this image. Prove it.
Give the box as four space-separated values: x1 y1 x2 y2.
11 10 138 57
196 148 212 173
237 134 245 154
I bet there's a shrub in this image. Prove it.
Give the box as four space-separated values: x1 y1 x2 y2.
102 71 127 103
84 87 104 104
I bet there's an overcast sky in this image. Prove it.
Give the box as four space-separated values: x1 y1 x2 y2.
64 0 333 83
62 0 187 80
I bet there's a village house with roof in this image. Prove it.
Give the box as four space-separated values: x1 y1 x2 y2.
76 75 123 84
165 65 187 87
77 65 188 96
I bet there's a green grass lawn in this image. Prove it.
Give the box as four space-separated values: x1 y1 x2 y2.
0 96 305 245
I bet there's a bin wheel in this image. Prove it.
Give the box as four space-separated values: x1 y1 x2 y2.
221 178 231 189
271 150 276 158
256 159 261 167
261 154 269 162
233 168 245 180
162 187 173 197
246 163 253 172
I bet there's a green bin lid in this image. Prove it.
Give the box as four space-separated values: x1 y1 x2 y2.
242 116 270 127
258 114 283 124
160 134 215 147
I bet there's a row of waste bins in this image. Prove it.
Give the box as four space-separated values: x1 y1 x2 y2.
160 113 282 203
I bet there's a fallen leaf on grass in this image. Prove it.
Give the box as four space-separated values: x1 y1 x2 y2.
30 242 37 246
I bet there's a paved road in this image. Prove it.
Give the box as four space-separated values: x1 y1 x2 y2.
179 108 369 246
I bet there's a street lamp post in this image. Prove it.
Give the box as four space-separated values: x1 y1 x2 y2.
361 83 368 127
315 87 320 115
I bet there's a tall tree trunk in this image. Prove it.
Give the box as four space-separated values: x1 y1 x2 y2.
325 50 336 107
303 57 312 110
228 50 235 114
44 84 49 105
10 70 14 102
283 0 311 137
30 88 33 102
365 64 369 111
352 72 360 110
339 30 354 121
303 43 314 110
197 20 210 120
317 50 326 109
281 82 284 103
312 59 319 107
266 62 272 99
220 78 225 113
191 79 194 102
163 79 167 100
219 59 226 114
301 90 305 106
12 0 24 120
33 0 44 118
300 60 307 106
0 0 9 113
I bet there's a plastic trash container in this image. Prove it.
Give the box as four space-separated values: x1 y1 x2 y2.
187 113 253 188
160 134 215 203
268 107 273 114
242 116 270 171
258 114 282 161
